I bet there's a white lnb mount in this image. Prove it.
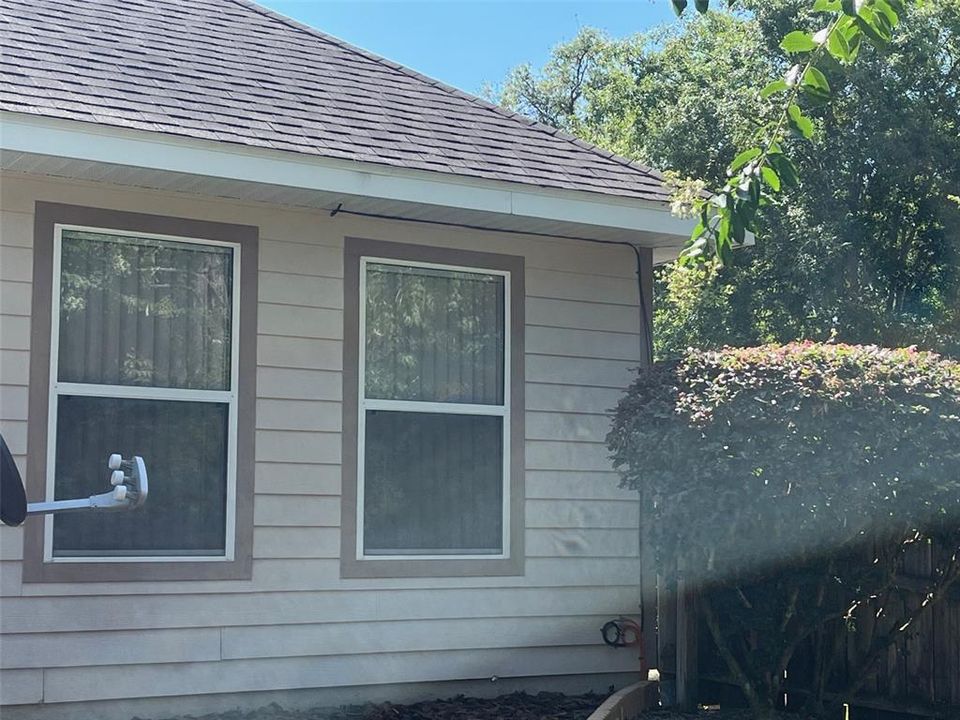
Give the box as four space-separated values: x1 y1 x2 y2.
25 454 149 516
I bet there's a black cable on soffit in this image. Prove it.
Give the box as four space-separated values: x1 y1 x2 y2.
329 203 654 365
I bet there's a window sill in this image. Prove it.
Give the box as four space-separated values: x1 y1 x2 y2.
340 555 523 579
22 556 252 583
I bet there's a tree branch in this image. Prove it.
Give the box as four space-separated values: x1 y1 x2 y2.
702 594 770 717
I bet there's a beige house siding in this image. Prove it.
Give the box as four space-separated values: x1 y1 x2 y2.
0 172 647 712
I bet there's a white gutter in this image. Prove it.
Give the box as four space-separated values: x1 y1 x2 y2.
0 112 693 241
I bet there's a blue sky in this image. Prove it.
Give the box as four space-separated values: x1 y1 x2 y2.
261 1 677 95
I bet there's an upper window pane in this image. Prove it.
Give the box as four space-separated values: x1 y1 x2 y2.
58 230 234 390
364 262 505 404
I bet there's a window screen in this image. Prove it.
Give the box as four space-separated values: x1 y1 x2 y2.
50 228 236 558
360 261 508 556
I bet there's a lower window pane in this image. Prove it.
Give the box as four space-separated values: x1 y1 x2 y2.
363 411 503 555
53 395 228 557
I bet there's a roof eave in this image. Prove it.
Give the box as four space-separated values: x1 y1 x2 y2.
0 112 694 247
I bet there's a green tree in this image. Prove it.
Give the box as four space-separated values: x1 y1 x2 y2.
496 1 960 357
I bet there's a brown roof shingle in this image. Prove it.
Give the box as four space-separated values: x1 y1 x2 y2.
0 0 669 202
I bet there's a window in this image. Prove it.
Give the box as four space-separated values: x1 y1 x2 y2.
50 228 236 559
25 203 257 582
342 238 524 578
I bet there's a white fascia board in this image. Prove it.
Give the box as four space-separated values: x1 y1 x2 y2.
0 112 693 241
511 190 684 239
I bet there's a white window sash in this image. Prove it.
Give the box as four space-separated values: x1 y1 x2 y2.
356 256 512 562
53 382 235 404
43 224 242 564
363 398 506 416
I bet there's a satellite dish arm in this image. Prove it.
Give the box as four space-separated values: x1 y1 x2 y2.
1 436 148 526
23 455 148 517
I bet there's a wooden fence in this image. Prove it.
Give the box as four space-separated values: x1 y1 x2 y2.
656 540 960 719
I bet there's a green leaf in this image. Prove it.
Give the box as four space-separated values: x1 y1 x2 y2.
827 24 853 63
717 212 732 265
836 13 856 34
690 220 706 242
761 165 782 192
841 0 858 17
768 154 800 188
801 66 832 102
813 0 841 10
843 23 863 62
739 192 759 224
678 236 707 264
731 205 747 245
671 0 688 16
874 0 900 27
694 0 710 12
857 7 892 46
739 198 758 228
856 16 888 46
730 147 763 173
781 31 817 54
718 243 733 266
761 79 789 98
804 67 831 90
870 5 895 36
788 104 815 139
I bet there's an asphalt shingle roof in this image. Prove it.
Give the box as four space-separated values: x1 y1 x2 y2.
0 0 669 202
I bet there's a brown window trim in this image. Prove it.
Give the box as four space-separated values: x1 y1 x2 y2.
341 237 525 579
23 202 258 583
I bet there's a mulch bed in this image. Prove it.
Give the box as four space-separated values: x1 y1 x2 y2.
148 694 816 720
640 711 812 720
330 692 607 720
151 691 607 720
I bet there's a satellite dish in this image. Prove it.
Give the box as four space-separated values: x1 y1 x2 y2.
0 433 148 526
0 433 27 526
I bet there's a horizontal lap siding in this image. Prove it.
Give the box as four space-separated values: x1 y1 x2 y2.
0 669 42 705
1 203 33 656
0 174 644 707
40 646 639 703
258 336 342 371
2 616 624 669
259 271 345 309
1 628 222 669
255 463 341 495
1 280 32 316
257 399 342 432
0 420 27 454
0 345 29 380
1 586 641 633
218 616 614 660
0 315 30 350
4 558 642 597
253 528 637 560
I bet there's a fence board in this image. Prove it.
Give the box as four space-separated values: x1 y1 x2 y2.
690 538 960 718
